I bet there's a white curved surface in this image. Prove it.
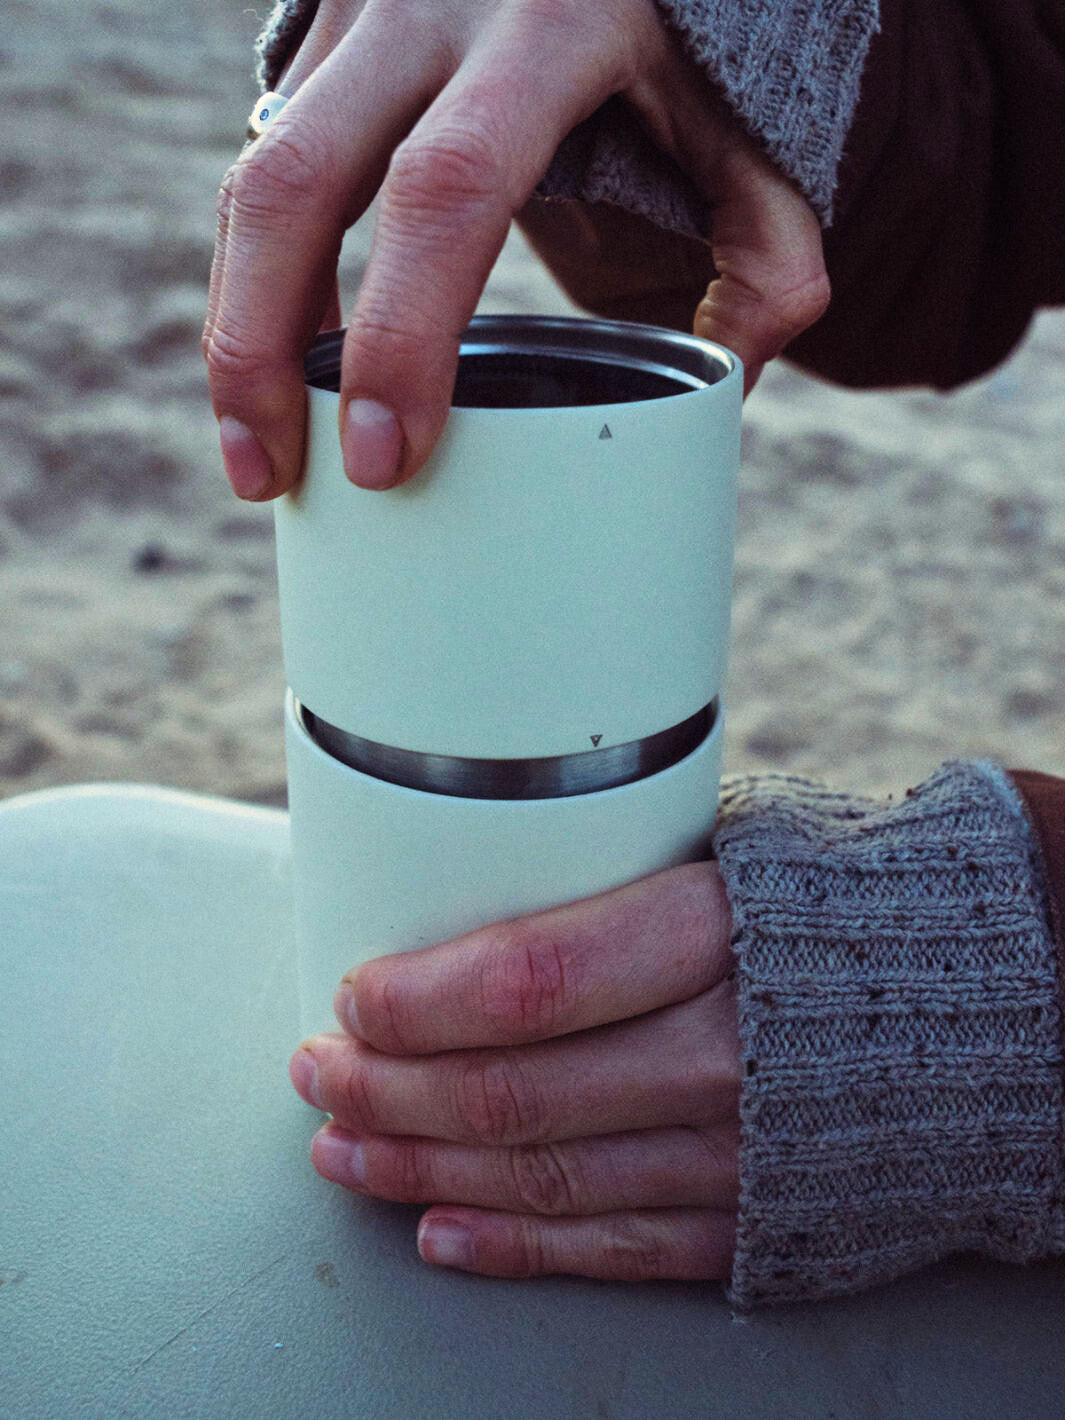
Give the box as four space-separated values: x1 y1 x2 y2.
1 784 1063 1419
285 692 724 1034
275 366 739 759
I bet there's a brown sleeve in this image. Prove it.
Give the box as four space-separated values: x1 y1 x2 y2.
1008 770 1065 1020
787 0 1065 390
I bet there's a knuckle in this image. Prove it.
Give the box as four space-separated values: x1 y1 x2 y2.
512 1218 550 1277
313 0 367 44
202 321 250 379
454 1051 544 1147
691 1123 729 1179
343 313 428 380
331 1052 383 1134
506 1142 583 1216
229 130 331 220
774 269 831 336
215 164 239 227
698 860 734 946
477 924 578 1040
698 264 830 355
385 125 503 219
668 985 742 1120
356 964 413 1054
603 1215 666 1281
507 0 636 83
695 1122 741 1205
201 320 276 389
663 860 734 982
704 975 743 1098
384 1139 435 1202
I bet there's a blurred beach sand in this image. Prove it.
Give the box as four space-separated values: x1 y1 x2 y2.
2 0 1063 810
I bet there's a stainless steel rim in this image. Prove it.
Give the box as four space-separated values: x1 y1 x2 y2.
297 699 718 800
304 315 735 396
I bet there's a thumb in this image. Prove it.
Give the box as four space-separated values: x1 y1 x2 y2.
693 150 830 395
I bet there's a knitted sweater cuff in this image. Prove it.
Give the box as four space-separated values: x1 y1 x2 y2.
652 1 879 224
254 0 315 92
253 1 879 227
711 762 1065 1309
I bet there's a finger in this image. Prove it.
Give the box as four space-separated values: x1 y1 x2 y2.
338 861 733 1055
416 1206 737 1282
320 277 343 334
293 980 740 1147
203 130 278 451
203 0 357 389
202 92 307 486
203 10 452 499
277 0 368 94
311 1119 740 1213
335 8 640 488
623 56 830 396
693 149 830 395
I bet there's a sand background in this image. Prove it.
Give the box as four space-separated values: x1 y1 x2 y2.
2 0 1064 813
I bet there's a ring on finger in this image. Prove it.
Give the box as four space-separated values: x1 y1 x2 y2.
244 90 289 144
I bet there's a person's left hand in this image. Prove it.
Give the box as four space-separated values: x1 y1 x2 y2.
288 860 740 1281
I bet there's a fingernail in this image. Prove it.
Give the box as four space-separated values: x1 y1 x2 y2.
289 1048 323 1110
342 399 402 489
418 1217 474 1270
334 980 363 1038
314 1129 366 1189
219 416 273 499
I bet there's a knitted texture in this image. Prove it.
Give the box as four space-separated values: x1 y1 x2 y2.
254 0 315 90
253 0 880 226
712 762 1065 1309
650 0 878 223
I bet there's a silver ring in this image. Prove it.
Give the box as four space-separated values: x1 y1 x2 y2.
245 91 289 143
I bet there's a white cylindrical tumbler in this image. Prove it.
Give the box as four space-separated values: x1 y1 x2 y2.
276 316 741 1033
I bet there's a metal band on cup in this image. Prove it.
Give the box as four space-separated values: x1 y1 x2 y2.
297 699 719 800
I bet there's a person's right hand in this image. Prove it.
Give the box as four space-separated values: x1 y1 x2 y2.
203 0 829 501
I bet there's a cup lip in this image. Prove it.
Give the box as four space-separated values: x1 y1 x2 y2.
304 314 738 401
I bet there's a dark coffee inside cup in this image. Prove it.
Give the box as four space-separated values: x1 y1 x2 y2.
304 316 732 409
448 351 692 407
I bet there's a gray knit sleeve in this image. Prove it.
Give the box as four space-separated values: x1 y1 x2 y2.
255 0 315 90
254 0 879 226
712 761 1065 1309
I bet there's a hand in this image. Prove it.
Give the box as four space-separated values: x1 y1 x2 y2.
204 0 829 500
288 861 741 1282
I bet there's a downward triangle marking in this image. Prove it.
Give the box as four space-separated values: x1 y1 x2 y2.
598 425 612 440
590 734 602 746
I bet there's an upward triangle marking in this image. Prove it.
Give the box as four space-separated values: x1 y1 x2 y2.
598 425 612 440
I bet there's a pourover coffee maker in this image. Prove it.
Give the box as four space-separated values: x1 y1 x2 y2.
274 315 741 1031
